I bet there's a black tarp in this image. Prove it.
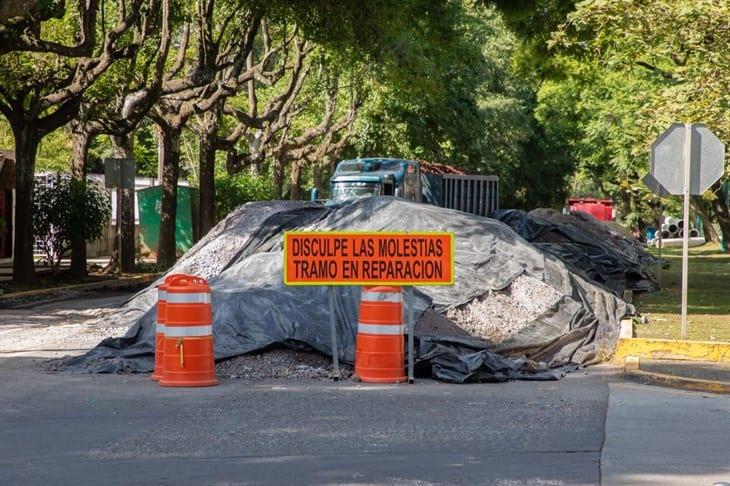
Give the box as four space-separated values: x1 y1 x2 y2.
491 209 660 296
64 198 631 382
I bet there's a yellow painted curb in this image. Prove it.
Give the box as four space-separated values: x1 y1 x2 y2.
614 338 730 365
625 369 730 395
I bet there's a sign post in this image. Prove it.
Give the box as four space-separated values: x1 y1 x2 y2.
104 158 135 271
650 123 725 339
406 286 415 383
283 231 455 383
327 286 340 380
680 124 693 339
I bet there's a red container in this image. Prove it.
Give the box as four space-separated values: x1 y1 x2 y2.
566 198 615 222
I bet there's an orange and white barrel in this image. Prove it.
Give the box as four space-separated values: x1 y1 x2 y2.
150 283 167 381
159 275 217 387
354 286 407 383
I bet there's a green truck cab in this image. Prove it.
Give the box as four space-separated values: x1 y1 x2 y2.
314 157 499 217
328 158 422 202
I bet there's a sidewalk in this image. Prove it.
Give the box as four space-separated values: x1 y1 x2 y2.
0 257 156 282
0 272 159 309
602 381 730 485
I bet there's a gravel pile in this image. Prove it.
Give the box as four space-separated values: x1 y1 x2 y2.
122 201 322 315
1 307 132 357
216 348 353 381
447 275 562 343
63 198 630 378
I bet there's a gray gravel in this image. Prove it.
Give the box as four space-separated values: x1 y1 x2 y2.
446 275 562 343
216 348 353 381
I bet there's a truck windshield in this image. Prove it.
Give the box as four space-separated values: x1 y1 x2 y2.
331 183 381 200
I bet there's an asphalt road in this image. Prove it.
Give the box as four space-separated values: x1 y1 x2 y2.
1 293 729 485
1 356 610 485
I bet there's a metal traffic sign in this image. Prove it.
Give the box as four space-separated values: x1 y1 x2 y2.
642 172 670 198
649 123 726 339
283 231 454 286
651 123 725 195
104 157 135 189
284 231 455 384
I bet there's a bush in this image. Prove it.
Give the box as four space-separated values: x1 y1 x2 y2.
33 174 112 271
214 172 277 222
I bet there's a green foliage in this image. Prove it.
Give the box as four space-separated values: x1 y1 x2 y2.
0 118 71 171
9 0 725 228
537 0 730 226
214 171 276 222
33 174 111 271
345 4 573 209
134 124 159 178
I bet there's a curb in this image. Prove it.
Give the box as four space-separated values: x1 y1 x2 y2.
619 318 634 339
613 337 730 365
0 273 160 308
624 368 730 395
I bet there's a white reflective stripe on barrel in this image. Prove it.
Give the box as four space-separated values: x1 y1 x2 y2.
165 292 211 304
158 289 167 300
156 322 166 333
360 291 402 303
164 325 213 337
357 323 404 335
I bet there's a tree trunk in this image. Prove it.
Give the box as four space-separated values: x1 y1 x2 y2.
10 121 40 285
157 124 181 269
690 197 719 243
313 159 334 197
273 160 285 198
112 134 137 273
69 123 91 279
712 191 730 251
289 161 303 201
198 112 219 237
699 209 719 243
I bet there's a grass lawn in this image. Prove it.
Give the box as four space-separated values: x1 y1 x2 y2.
634 243 730 342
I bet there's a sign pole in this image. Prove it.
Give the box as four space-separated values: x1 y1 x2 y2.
680 123 692 340
327 286 340 381
116 162 123 272
657 203 662 287
406 286 415 384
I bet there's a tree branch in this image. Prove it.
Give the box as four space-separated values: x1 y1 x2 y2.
635 61 675 80
36 0 146 113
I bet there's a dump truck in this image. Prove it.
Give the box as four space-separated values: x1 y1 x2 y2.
564 197 616 222
312 158 499 217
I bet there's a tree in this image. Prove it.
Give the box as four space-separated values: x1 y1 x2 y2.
66 0 173 276
214 171 275 221
33 174 111 274
220 35 363 199
0 0 156 283
189 16 287 235
149 1 264 268
551 0 730 241
341 4 572 209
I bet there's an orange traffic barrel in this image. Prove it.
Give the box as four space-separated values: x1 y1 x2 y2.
150 283 167 381
354 286 407 383
159 274 217 387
